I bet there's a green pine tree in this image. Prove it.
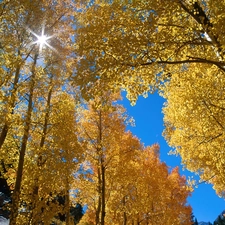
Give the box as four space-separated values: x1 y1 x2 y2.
191 213 198 225
214 215 225 225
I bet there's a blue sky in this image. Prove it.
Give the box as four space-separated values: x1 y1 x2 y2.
120 91 225 223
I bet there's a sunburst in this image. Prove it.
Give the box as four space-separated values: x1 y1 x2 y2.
28 25 56 53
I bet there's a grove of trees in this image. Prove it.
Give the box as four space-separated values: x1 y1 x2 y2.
76 95 192 224
0 0 224 224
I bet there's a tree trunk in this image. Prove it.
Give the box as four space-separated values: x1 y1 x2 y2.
65 179 70 225
137 214 140 225
0 65 21 149
9 53 38 225
100 161 105 225
29 77 53 225
96 110 105 225
122 196 127 225
96 166 102 225
98 110 106 225
0 48 32 150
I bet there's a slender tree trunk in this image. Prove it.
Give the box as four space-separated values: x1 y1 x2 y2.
98 110 106 225
0 124 9 150
0 65 21 149
100 161 105 225
96 166 102 225
65 148 71 225
29 78 53 225
65 177 70 225
95 110 103 225
9 53 38 225
0 48 31 150
123 211 127 225
137 214 140 225
122 196 127 225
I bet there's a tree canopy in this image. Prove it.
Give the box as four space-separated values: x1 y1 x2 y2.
75 0 225 196
76 95 192 225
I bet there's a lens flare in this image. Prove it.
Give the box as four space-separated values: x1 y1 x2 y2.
28 26 56 53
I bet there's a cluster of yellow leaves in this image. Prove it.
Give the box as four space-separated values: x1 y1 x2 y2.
75 0 224 101
162 63 225 197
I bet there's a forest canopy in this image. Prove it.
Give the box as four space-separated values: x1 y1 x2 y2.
75 0 225 197
0 0 225 224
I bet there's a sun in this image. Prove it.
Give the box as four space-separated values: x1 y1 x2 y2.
37 34 47 46
28 26 55 53
36 34 48 52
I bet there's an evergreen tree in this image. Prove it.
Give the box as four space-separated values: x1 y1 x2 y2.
193 218 198 225
70 203 84 225
0 177 11 219
214 215 225 225
191 213 198 225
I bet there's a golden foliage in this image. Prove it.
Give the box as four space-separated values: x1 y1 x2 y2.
75 0 225 196
76 96 192 225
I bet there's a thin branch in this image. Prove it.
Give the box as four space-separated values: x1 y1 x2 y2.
196 133 223 148
203 100 225 129
157 59 225 66
196 175 216 185
82 126 98 150
178 1 211 28
207 101 225 111
157 23 185 28
158 40 213 46
123 58 225 72
47 11 68 32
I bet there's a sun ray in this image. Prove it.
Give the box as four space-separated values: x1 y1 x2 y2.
27 26 56 53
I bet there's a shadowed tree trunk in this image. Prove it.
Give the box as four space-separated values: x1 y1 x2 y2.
29 74 53 225
122 196 127 225
10 53 38 225
0 48 32 150
96 166 102 225
99 111 106 225
100 159 105 225
65 177 70 225
0 65 20 149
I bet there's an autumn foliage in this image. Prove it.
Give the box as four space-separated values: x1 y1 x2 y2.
76 97 192 225
2 0 224 224
75 0 225 197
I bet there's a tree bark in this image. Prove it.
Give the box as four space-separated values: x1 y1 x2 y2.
122 197 127 225
29 78 53 225
9 53 38 225
0 65 20 149
65 177 70 225
98 110 106 225
96 166 102 225
100 161 105 225
0 47 32 150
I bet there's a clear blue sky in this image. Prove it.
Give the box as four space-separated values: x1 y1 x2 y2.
120 91 225 223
